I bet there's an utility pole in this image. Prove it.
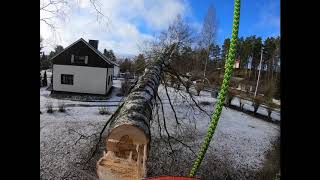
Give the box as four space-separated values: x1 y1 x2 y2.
254 47 263 97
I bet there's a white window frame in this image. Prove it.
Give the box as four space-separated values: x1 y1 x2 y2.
61 74 74 85
71 54 88 65
71 55 74 63
85 56 88 64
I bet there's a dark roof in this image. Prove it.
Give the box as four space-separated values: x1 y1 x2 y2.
49 38 119 67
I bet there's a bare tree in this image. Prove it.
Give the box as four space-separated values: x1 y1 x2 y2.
40 0 109 33
199 4 218 81
40 0 68 29
153 14 193 56
95 15 211 179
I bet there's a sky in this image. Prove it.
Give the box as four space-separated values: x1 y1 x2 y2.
40 0 280 58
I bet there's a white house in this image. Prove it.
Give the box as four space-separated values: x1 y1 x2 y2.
50 38 117 95
233 59 240 69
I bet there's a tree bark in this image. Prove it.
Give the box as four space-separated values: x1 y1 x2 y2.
97 47 175 180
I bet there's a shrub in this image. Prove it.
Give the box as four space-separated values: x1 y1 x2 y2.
225 90 236 107
238 98 244 111
208 72 222 87
195 80 204 96
184 79 192 91
170 75 177 87
252 96 263 115
40 73 42 87
175 81 181 89
265 100 277 120
42 71 48 86
169 76 181 89
58 101 66 112
45 101 53 113
121 78 132 96
263 82 276 99
99 107 110 115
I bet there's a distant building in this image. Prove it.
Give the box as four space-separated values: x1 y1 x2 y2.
233 59 240 69
247 56 252 69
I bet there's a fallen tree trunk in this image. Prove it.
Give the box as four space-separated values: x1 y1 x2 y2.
97 47 175 180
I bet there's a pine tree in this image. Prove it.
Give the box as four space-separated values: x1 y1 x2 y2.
42 71 47 86
263 37 277 81
54 45 64 54
40 73 42 87
109 50 116 61
221 38 231 68
252 37 263 80
120 58 133 73
134 54 146 75
103 49 116 62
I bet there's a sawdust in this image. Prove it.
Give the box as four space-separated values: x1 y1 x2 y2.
97 151 141 180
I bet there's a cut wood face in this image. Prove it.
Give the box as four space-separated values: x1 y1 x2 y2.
107 125 149 149
97 125 149 180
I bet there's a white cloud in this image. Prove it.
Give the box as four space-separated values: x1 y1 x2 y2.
40 0 190 57
142 0 190 30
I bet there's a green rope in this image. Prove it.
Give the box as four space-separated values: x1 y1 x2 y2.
189 0 241 177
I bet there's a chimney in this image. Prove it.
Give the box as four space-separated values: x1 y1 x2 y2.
88 39 99 49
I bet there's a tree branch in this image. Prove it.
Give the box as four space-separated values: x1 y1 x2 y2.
163 65 211 118
156 93 174 152
162 76 180 125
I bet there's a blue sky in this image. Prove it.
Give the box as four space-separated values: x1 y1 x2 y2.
41 0 280 56
139 0 280 45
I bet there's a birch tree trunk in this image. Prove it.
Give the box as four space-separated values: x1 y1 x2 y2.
97 47 174 180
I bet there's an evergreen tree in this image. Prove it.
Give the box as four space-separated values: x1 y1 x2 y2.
42 71 47 86
240 36 254 68
221 38 231 67
134 54 146 75
263 37 277 81
40 73 42 87
120 58 133 73
251 37 263 79
54 45 64 54
103 49 108 56
103 49 117 62
109 50 116 61
210 44 221 62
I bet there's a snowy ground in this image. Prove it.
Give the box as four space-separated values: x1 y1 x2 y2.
40 80 123 179
147 86 280 178
40 79 280 179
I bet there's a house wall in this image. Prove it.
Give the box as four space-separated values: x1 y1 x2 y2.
53 64 109 95
113 66 120 77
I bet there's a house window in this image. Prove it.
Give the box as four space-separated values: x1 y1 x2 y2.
71 55 88 65
61 74 73 85
108 76 111 85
